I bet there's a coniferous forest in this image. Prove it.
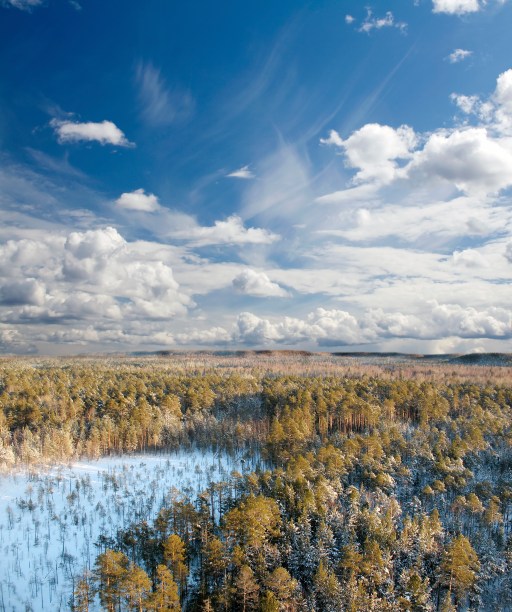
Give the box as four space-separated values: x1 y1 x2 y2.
0 353 511 611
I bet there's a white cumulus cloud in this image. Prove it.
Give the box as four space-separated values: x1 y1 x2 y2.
406 127 512 194
169 215 279 246
0 279 46 306
431 301 512 338
505 241 512 263
175 326 232 345
232 269 289 298
322 124 417 185
116 189 161 212
51 119 134 147
432 0 480 14
452 248 488 267
451 69 512 130
233 308 369 346
0 227 193 333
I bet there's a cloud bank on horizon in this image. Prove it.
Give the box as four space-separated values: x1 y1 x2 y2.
0 0 511 354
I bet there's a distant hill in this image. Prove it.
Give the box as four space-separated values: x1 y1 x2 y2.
127 350 512 366
446 353 512 367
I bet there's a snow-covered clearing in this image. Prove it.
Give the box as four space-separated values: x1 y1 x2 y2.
0 448 254 611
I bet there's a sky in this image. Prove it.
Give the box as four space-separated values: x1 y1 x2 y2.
1 0 512 355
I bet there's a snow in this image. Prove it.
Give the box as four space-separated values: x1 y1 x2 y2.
0 448 254 611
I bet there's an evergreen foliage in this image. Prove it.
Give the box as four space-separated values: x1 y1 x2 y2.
1 355 511 610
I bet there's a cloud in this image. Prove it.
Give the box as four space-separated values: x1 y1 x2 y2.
430 301 512 338
324 70 512 197
451 69 512 130
116 189 161 212
448 48 473 63
226 165 255 180
0 279 46 306
1 0 42 10
0 238 55 274
232 269 289 297
367 298 512 341
175 326 231 346
345 14 355 24
64 226 124 262
318 196 511 244
319 129 344 147
135 61 194 127
230 301 512 348
234 312 291 344
406 127 512 195
240 143 314 221
61 229 191 318
169 215 279 246
25 148 87 179
322 124 417 184
322 70 512 201
50 119 134 147
452 248 488 267
358 10 407 34
233 308 368 346
0 227 192 338
493 68 512 133
315 183 380 206
0 327 36 354
505 241 512 263
450 93 493 119
495 69 512 112
432 0 480 14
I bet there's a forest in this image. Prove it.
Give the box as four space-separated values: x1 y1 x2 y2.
0 352 511 611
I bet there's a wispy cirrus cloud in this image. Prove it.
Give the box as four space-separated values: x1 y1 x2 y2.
1 0 42 10
226 165 255 180
50 119 134 147
135 61 195 127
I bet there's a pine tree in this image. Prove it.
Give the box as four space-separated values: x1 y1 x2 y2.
123 563 152 612
398 568 433 611
313 560 342 612
95 549 130 612
440 534 480 606
265 566 299 609
147 565 181 611
204 536 227 591
163 533 188 595
260 590 280 612
235 565 260 612
73 572 94 612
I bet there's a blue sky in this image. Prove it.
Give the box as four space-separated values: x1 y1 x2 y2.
1 0 512 354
